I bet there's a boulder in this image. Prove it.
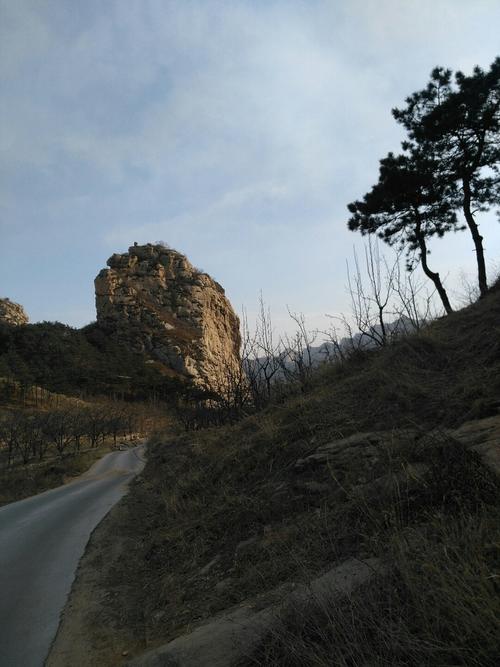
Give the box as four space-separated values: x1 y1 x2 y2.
126 558 381 667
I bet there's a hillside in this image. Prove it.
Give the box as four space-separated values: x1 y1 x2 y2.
0 244 244 509
49 281 500 666
0 376 170 506
0 320 177 505
0 244 243 403
0 320 183 402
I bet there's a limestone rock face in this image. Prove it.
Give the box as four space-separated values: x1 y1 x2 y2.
95 244 241 389
0 298 29 326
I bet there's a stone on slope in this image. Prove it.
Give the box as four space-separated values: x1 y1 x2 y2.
126 558 381 667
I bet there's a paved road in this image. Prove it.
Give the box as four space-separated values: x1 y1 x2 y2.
0 446 145 667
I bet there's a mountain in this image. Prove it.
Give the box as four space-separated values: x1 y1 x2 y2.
0 243 241 400
95 243 241 391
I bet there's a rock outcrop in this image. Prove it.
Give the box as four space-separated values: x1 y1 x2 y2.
95 243 241 390
125 558 381 667
0 298 29 326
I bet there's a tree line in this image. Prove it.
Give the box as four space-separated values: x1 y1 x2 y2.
0 404 143 468
0 320 184 403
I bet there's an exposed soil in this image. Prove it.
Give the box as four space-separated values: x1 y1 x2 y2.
46 498 146 667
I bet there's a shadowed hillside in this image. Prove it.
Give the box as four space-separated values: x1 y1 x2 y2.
50 280 500 666
0 321 183 402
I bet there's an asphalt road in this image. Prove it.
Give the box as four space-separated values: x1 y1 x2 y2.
0 445 145 667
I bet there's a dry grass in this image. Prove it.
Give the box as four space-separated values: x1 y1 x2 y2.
87 284 500 660
241 508 500 667
99 423 500 658
0 444 112 505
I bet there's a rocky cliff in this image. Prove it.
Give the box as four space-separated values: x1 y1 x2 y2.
95 244 241 390
0 298 29 326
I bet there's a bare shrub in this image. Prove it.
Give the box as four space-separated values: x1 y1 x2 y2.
324 240 440 358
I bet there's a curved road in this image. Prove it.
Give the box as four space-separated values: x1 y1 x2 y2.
0 445 145 667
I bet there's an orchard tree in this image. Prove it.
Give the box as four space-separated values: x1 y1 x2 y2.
392 58 500 296
348 151 458 314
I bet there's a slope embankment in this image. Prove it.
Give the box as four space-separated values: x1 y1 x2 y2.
48 284 500 666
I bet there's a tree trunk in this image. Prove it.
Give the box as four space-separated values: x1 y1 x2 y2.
415 218 453 315
462 177 488 297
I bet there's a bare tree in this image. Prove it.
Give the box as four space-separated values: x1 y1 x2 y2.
325 240 441 356
346 238 398 347
44 411 75 458
279 309 318 392
0 413 21 467
240 296 284 408
392 258 438 333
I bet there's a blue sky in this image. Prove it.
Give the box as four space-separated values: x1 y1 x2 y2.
1 0 499 333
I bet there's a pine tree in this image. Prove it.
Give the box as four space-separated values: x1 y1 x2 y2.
392 58 500 296
348 151 458 314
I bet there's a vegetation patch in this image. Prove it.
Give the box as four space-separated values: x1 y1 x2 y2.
0 383 171 504
241 509 500 667
0 445 110 506
75 285 500 662
0 320 184 401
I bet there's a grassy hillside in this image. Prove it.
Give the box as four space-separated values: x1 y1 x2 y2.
73 282 500 665
0 321 183 401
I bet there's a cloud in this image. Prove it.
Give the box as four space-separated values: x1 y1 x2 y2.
1 0 499 331
0 1 50 79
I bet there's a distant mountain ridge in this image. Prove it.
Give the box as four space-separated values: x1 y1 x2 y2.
309 316 418 363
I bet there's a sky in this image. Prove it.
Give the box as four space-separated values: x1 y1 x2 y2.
1 0 499 335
